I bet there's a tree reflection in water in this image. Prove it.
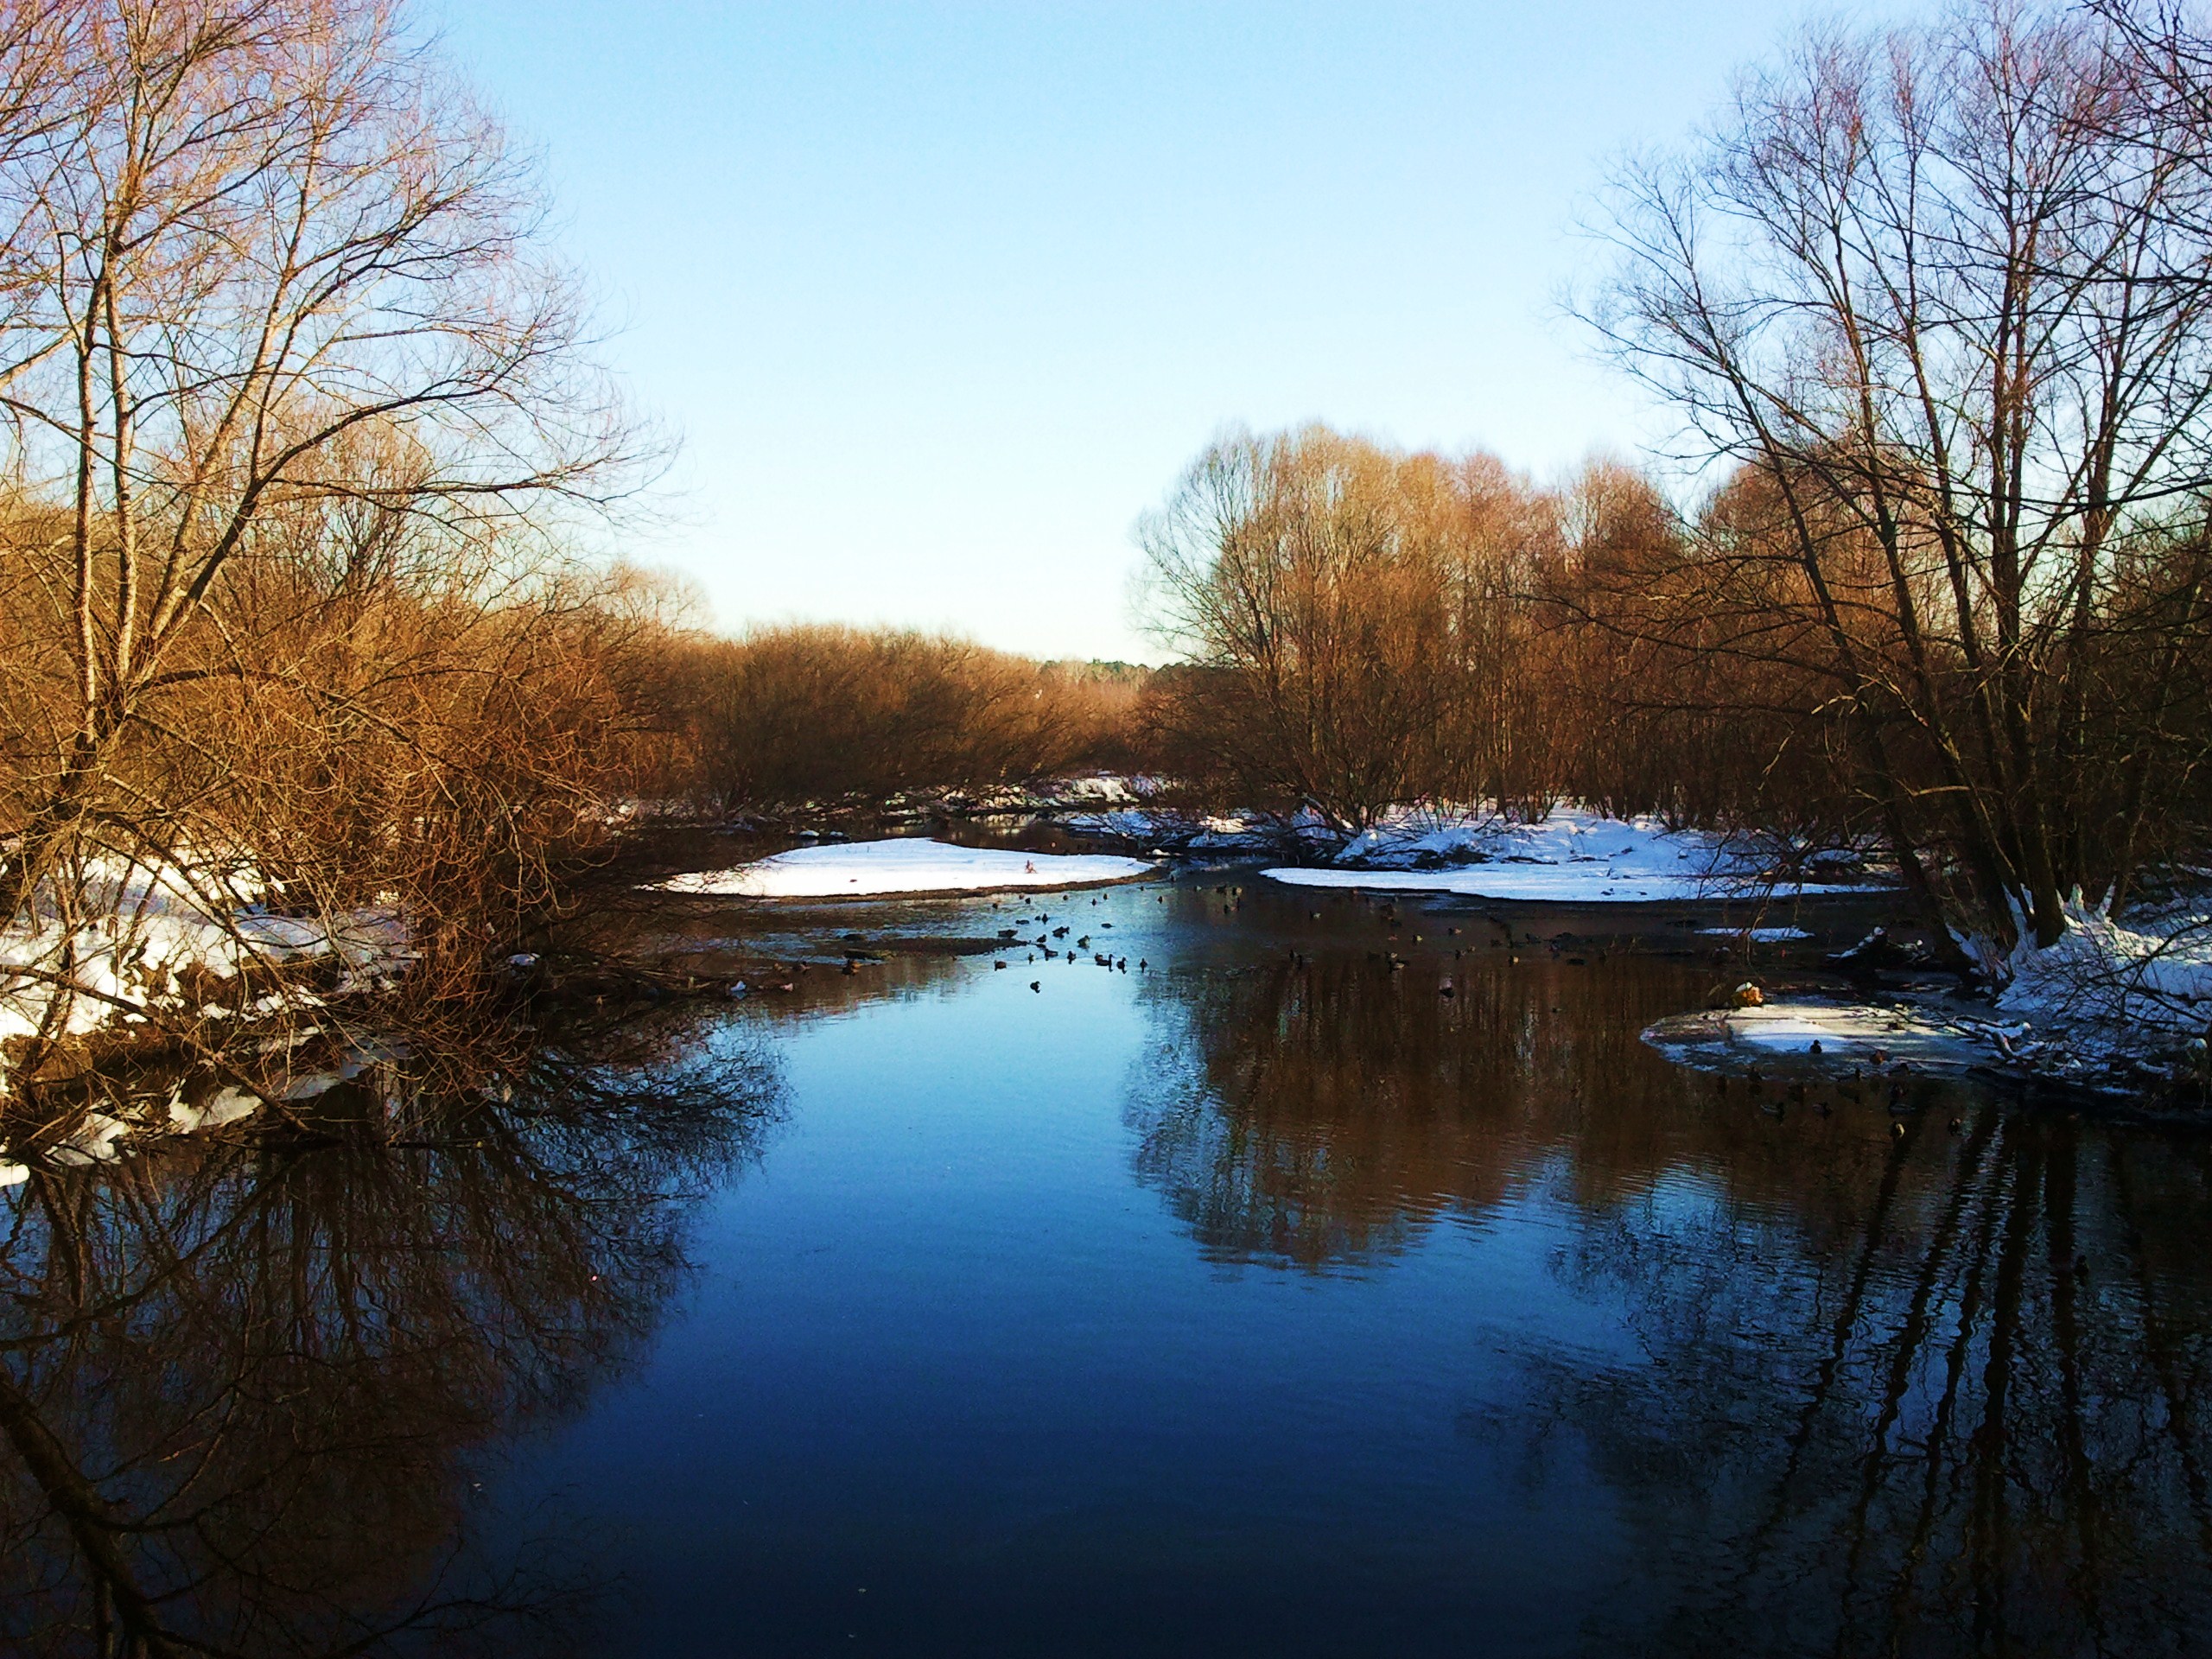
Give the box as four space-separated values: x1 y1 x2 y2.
1125 952 1703 1268
1560 1112 2212 1656
1127 950 2212 1654
0 1008 783 1659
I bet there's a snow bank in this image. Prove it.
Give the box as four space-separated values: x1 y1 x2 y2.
1649 895 2212 1094
1052 773 1166 805
0 849 428 1176
1263 809 1887 904
0 855 413 1050
868 772 1173 823
1991 899 2212 1027
661 838 1155 899
1062 804 1338 855
1944 894 2212 1081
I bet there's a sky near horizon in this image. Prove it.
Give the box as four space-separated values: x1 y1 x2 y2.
432 2 1919 664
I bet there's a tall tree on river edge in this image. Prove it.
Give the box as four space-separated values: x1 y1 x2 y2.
1583 1 2212 950
0 0 645 1001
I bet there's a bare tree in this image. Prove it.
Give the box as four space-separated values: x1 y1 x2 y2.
1583 2 2212 948
1138 425 1567 833
0 0 654 1103
0 0 639 915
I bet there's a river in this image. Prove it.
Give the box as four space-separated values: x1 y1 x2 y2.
6 869 2210 1656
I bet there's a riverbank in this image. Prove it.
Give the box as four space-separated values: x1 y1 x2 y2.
3 793 2204 1190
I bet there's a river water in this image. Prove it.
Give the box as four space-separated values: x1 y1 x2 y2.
8 871 2212 1656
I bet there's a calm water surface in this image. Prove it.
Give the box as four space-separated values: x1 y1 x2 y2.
10 875 2212 1656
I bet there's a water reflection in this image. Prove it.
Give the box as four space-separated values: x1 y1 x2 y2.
1555 1112 2212 1656
1124 950 1709 1268
0 1010 780 1658
1124 939 2212 1653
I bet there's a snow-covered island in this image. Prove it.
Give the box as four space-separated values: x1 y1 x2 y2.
659 837 1155 899
1648 897 2212 1094
1645 998 2007 1077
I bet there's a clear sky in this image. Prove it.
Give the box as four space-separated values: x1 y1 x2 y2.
429 2 1910 663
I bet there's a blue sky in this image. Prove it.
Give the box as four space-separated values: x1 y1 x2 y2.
432 3 1911 662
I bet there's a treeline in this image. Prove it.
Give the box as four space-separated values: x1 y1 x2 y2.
644 626 1146 813
1130 424 1890 840
1137 429 1635 830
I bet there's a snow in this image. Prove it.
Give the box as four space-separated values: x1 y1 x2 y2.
1700 926 1813 942
168 1087 261 1133
1054 773 1160 804
1263 809 1888 904
0 850 418 1172
1992 898 2212 1025
232 908 410 975
1063 806 1313 853
1065 806 1176 842
660 837 1155 899
1943 893 2212 1078
1649 893 2212 1091
48 1110 131 1166
1644 1000 2005 1075
0 855 413 1051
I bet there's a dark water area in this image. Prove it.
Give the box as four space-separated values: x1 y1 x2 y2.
9 875 2212 1656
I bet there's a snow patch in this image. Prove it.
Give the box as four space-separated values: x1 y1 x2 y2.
168 1086 261 1133
660 837 1155 899
1967 894 2212 1078
48 1111 130 1167
0 854 413 1054
1263 808 1886 902
1060 804 1339 855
